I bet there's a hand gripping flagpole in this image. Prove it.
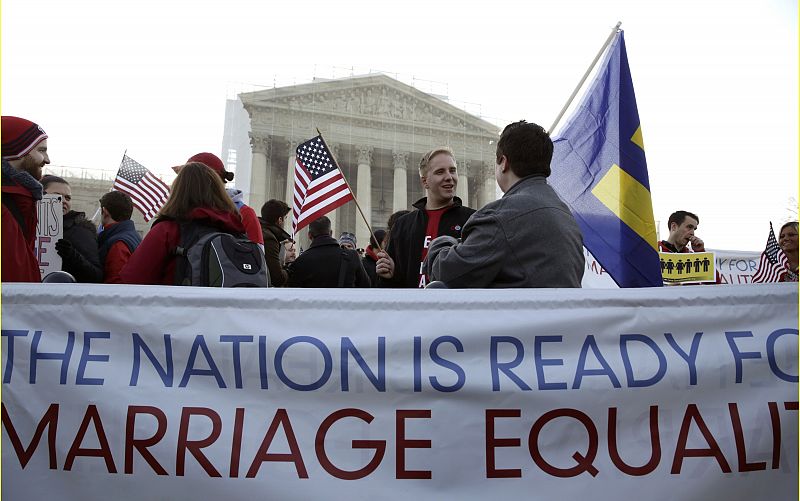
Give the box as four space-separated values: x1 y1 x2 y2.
316 128 384 252
548 21 622 135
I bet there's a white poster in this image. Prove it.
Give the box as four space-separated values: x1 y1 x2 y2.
2 284 797 500
34 193 63 278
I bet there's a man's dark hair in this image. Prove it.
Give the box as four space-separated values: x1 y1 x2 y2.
261 199 290 224
100 191 134 221
308 216 331 239
668 210 699 229
40 175 69 188
495 120 553 178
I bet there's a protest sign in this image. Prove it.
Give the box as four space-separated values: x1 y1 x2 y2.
34 194 63 277
659 252 716 284
2 284 796 499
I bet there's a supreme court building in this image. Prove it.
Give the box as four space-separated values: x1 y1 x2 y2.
223 73 501 247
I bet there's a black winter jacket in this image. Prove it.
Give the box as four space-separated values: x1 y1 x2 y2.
287 236 370 288
61 211 103 283
380 197 475 288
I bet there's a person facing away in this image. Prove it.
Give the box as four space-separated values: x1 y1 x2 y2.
362 229 386 287
659 210 706 253
259 199 297 287
41 175 104 283
186 152 264 250
120 162 246 285
375 147 475 288
97 190 141 284
287 216 370 288
424 120 584 288
1 116 48 282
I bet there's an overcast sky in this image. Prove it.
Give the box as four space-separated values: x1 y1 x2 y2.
3 0 797 250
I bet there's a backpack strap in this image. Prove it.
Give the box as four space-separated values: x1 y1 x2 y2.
2 193 30 241
172 221 205 285
338 250 353 288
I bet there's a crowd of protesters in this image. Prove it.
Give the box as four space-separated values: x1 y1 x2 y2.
2 115 797 287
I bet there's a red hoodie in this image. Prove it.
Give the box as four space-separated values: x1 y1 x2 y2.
120 208 245 285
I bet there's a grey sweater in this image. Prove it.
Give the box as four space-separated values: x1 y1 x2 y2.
426 175 584 288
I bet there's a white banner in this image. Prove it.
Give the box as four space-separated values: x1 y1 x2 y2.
582 248 762 288
2 283 797 500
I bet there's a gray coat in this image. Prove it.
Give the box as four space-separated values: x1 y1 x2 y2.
427 175 584 288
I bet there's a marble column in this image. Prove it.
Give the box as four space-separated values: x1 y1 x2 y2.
457 159 470 205
355 145 373 248
249 134 271 212
481 162 497 208
392 151 408 212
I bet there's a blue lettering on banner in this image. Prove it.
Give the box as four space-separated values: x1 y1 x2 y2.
534 336 568 391
31 330 75 385
179 335 227 388
490 336 532 391
340 337 385 392
664 332 703 386
130 333 173 387
766 328 798 383
573 335 622 389
220 335 254 389
2 330 29 383
275 336 332 391
76 332 110 386
725 331 762 384
428 336 466 392
619 334 666 388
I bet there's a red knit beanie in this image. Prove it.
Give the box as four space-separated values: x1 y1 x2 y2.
187 152 234 182
2 116 48 160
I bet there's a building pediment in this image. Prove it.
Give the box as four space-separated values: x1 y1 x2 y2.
240 74 498 137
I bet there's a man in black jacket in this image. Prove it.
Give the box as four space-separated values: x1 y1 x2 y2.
259 199 296 286
376 147 475 288
287 216 370 288
41 175 103 283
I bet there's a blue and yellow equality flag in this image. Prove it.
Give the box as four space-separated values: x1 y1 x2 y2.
550 30 661 288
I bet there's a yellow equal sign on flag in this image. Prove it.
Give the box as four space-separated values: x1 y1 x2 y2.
660 252 717 284
592 164 658 250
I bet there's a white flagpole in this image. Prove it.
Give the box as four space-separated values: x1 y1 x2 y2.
548 21 622 135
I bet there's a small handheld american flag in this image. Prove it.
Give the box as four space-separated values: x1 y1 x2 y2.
113 154 170 222
751 222 791 283
291 135 354 234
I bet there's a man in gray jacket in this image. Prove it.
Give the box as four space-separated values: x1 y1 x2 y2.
425 120 584 288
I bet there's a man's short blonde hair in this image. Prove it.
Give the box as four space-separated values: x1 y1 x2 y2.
419 147 456 177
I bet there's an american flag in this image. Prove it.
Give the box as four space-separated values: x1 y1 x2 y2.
751 222 790 283
112 154 170 222
292 135 353 234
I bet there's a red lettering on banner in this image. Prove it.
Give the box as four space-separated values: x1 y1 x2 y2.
315 408 386 479
528 408 599 477
485 409 522 478
671 404 731 474
125 405 168 475
396 410 432 479
176 407 222 477
246 409 308 478
608 406 661 476
1 402 59 469
229 407 245 477
64 405 117 473
728 403 766 472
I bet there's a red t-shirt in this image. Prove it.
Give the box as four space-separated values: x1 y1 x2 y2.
417 208 447 288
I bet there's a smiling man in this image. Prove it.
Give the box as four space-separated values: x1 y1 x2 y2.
376 147 475 288
1 116 49 282
424 121 584 288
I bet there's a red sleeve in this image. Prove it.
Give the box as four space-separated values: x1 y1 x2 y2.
119 221 179 285
240 205 264 245
104 241 133 284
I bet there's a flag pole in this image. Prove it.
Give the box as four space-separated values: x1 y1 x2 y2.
316 128 383 252
548 21 622 135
